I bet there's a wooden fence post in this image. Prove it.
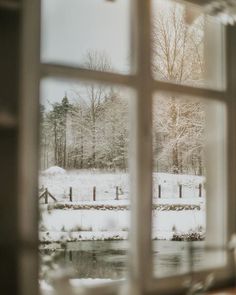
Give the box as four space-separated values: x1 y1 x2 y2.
69 186 73 202
179 184 182 198
199 183 202 198
93 186 96 201
45 188 48 204
115 186 119 200
158 184 161 198
69 251 72 262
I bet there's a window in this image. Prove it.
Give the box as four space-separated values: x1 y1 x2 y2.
16 0 236 295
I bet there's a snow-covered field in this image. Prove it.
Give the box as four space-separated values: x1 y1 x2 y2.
39 169 206 202
39 169 206 242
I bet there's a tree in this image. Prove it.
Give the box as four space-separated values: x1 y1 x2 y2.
42 95 72 169
152 2 205 175
96 88 129 170
40 50 130 171
61 95 70 168
72 51 113 168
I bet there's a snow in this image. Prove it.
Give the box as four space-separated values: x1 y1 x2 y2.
70 278 115 287
153 173 205 199
40 231 128 243
39 198 205 242
40 208 129 233
39 170 205 202
39 171 206 242
40 278 117 294
40 280 53 292
42 166 66 176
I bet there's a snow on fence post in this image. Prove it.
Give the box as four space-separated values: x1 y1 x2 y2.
158 184 161 198
45 188 48 204
115 186 119 200
93 186 96 201
199 183 202 198
69 187 73 202
179 184 182 198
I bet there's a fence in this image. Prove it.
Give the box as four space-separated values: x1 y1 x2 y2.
158 183 203 199
39 187 57 204
39 183 204 203
38 185 121 203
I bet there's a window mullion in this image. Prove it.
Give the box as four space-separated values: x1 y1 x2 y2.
225 25 236 271
18 0 40 294
128 0 153 294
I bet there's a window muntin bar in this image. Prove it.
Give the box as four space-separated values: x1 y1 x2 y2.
40 63 227 102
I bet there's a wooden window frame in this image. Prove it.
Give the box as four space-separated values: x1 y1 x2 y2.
17 0 236 294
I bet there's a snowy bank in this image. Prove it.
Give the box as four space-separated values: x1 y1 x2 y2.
39 199 205 242
40 278 117 294
39 231 128 243
47 201 201 211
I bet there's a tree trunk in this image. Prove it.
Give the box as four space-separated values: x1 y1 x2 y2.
80 132 84 168
54 121 57 165
172 144 179 174
92 113 96 168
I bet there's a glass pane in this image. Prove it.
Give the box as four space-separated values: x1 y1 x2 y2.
41 0 131 74
39 78 132 293
151 0 225 90
152 93 227 278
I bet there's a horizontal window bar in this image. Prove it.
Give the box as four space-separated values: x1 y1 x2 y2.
41 63 136 88
153 80 227 102
41 63 227 101
147 265 234 294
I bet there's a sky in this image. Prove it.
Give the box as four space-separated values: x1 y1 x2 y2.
41 0 131 72
40 0 132 108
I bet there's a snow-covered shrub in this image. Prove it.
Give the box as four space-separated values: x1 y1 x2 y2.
171 231 205 241
42 166 66 176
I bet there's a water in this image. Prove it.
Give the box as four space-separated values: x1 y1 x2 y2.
40 240 226 279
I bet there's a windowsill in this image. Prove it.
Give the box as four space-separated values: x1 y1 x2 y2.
208 287 236 294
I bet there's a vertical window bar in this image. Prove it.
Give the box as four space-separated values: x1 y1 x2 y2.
128 0 153 293
226 25 236 272
205 21 227 250
18 0 40 294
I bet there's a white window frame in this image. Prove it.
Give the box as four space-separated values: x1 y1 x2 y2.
17 0 236 295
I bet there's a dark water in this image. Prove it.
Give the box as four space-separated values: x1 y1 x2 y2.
40 240 226 279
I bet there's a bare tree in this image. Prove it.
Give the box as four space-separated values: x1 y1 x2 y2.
152 3 204 84
75 51 112 167
152 2 205 175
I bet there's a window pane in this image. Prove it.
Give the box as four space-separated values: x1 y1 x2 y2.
39 78 133 293
152 93 227 278
151 0 225 90
41 0 131 74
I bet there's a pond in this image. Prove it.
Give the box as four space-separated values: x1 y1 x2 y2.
40 240 226 280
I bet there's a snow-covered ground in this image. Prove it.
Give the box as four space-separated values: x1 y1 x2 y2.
39 169 206 202
39 169 206 242
39 199 205 242
40 278 117 295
